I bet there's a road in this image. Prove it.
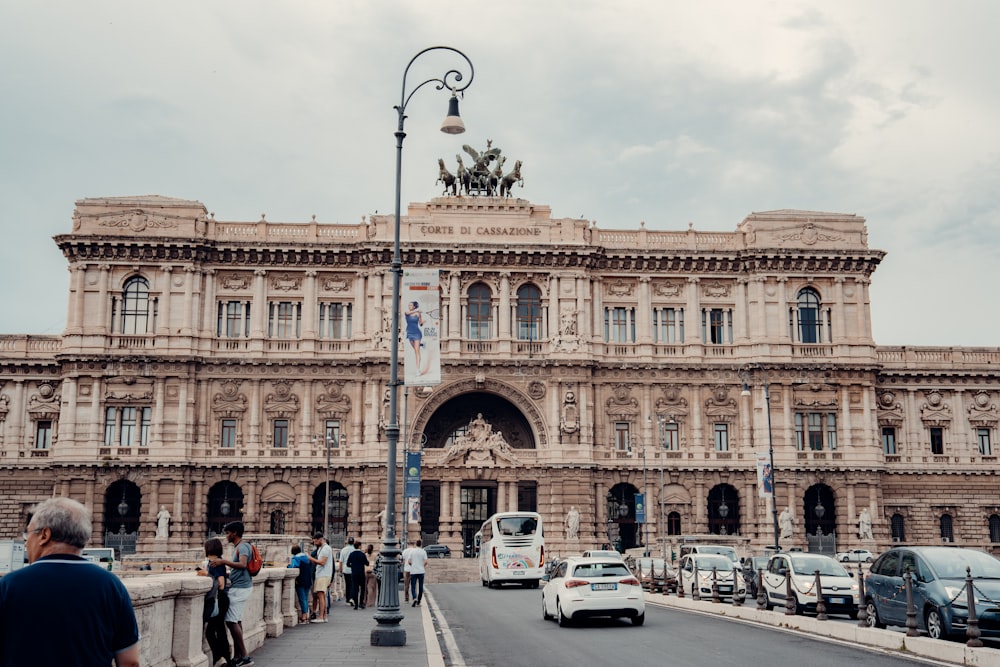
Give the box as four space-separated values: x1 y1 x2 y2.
429 582 950 667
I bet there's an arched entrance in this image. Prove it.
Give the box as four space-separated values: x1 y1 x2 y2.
803 483 837 555
607 483 640 551
207 481 243 537
707 484 740 535
103 479 140 555
420 391 536 450
313 482 348 546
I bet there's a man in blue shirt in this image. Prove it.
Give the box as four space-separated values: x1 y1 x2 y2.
0 497 140 667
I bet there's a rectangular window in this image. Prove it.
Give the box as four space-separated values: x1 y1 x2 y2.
218 301 251 338
795 412 836 451
268 301 301 338
713 423 729 451
273 419 289 448
120 407 137 447
604 307 635 343
652 307 684 344
978 428 992 455
319 303 353 339
826 413 837 450
139 407 151 447
221 419 237 448
614 422 631 451
881 427 897 455
663 422 679 451
701 308 732 344
104 407 117 447
930 427 944 455
35 420 52 450
325 419 342 447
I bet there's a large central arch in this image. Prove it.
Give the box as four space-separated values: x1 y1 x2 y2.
411 378 546 449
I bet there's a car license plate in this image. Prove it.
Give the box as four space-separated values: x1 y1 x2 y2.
827 596 847 605
592 583 618 591
512 571 525 576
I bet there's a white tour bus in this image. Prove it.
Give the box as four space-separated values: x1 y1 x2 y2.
476 511 545 589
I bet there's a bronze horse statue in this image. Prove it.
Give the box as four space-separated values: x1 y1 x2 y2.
456 155 470 196
488 156 506 196
500 160 524 197
437 158 458 196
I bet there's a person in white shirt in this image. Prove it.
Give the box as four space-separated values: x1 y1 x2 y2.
400 542 414 603
308 533 334 622
407 539 428 607
339 537 357 607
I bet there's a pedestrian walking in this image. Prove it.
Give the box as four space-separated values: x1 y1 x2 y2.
339 537 357 607
210 520 254 666
401 541 414 603
408 539 428 606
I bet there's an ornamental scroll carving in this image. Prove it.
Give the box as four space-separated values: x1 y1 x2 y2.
920 389 952 427
212 380 248 418
263 380 300 419
967 391 998 427
606 384 639 420
316 380 351 417
876 390 904 427
95 208 178 233
704 385 737 423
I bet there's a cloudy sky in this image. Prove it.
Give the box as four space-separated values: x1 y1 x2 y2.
1 1 997 345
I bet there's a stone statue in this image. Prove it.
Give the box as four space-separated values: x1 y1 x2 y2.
779 506 794 540
375 508 387 537
858 507 874 540
566 506 580 540
155 506 170 539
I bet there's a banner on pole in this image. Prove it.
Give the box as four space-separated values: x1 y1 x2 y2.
634 493 645 524
405 451 421 498
402 268 441 387
756 452 774 498
407 496 421 524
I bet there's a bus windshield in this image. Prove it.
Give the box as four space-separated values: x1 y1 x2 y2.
497 516 538 536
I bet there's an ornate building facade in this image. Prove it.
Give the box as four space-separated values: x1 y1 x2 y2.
1 194 998 557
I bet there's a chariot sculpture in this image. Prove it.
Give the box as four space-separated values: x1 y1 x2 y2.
436 140 523 197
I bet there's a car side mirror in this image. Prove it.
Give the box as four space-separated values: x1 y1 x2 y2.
777 567 787 575
541 574 550 582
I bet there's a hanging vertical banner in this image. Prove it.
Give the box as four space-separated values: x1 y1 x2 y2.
407 496 421 525
757 452 774 498
405 451 421 498
634 493 646 524
402 268 441 387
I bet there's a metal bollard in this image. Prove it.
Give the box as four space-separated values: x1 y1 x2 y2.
814 570 828 620
711 567 721 603
732 565 743 607
965 566 983 647
692 562 701 601
784 568 796 615
756 568 767 610
856 561 868 628
904 566 918 637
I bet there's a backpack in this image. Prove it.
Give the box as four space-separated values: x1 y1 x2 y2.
246 542 263 577
293 554 314 589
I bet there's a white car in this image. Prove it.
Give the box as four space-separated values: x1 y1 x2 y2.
678 554 745 600
762 552 859 617
541 556 645 627
835 548 874 563
581 549 624 560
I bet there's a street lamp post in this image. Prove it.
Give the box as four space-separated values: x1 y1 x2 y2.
374 46 473 648
642 437 649 556
739 363 780 553
658 416 666 562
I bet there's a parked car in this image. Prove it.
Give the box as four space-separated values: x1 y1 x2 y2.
424 544 451 558
762 552 858 618
542 556 645 626
581 549 624 560
679 544 740 563
634 557 677 593
678 554 746 600
742 556 770 600
864 546 1000 640
836 548 875 563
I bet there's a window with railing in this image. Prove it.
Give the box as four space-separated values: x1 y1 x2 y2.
891 513 906 542
104 406 151 447
652 307 684 344
318 302 352 339
218 301 251 338
35 420 52 450
113 276 156 334
662 422 679 451
939 514 954 542
791 287 831 344
713 423 729 451
604 307 636 343
516 284 542 341
325 419 342 447
272 419 289 448
929 427 944 455
467 283 493 340
268 301 301 338
614 422 631 451
221 419 237 448
795 412 837 451
977 428 992 455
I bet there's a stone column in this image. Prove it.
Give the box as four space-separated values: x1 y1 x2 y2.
839 386 852 449
951 389 969 453
354 271 368 338
905 389 920 455
685 277 700 343
153 377 165 447
177 381 189 449
776 277 789 342
637 276 652 344
448 270 461 339
201 269 216 337
157 265 173 336
251 269 267 338
734 277 749 343
89 378 103 446
855 277 870 341
548 275 560 341
60 377 78 446
249 380 262 448
369 270 384 340
97 264 112 335
591 277 603 344
303 270 317 339
833 277 846 341
66 263 86 334
576 274 588 340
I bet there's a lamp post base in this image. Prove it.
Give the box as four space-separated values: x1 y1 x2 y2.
371 625 407 647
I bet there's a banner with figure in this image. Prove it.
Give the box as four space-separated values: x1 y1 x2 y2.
407 496 421 525
756 452 774 498
402 268 441 386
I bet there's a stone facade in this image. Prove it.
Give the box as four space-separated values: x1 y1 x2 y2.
1 194 998 558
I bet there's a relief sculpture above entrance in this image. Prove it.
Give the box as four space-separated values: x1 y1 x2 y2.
440 413 520 466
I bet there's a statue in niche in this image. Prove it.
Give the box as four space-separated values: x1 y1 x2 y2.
858 508 874 540
566 506 580 540
779 507 794 539
155 506 171 539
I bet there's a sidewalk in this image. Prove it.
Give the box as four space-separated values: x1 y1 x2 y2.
249 594 439 667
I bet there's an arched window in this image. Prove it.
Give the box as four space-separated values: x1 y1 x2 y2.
939 514 954 542
119 276 155 334
989 514 1000 543
667 511 682 536
794 287 824 344
467 283 493 340
891 513 906 542
516 284 542 341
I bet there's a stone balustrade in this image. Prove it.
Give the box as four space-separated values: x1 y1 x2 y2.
123 567 298 667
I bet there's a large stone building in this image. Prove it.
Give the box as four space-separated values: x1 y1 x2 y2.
1 193 998 558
